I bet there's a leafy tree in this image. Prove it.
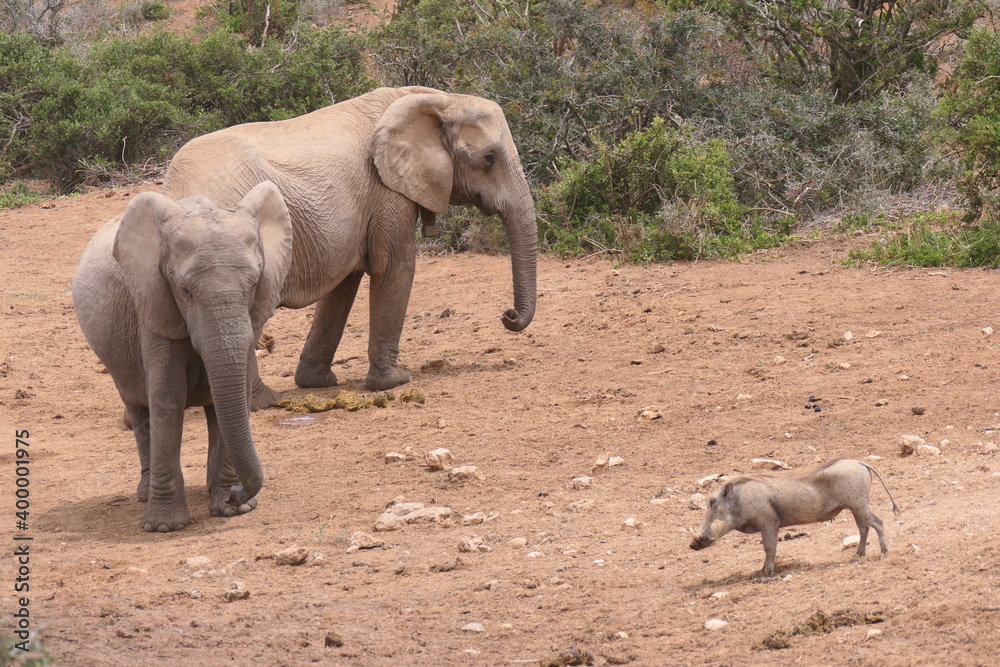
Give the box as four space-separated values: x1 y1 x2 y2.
710 0 984 102
938 28 1000 222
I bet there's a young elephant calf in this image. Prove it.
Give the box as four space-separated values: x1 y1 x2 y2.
689 459 900 576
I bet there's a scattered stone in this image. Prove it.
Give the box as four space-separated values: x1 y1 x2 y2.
688 493 707 510
736 394 753 401
696 473 723 488
462 622 485 633
185 556 212 570
704 618 729 631
842 535 861 550
591 457 609 474
710 591 729 600
865 330 883 338
375 501 453 531
637 407 663 421
608 456 626 467
275 546 310 566
569 498 595 511
622 517 645 529
462 512 486 526
982 442 998 455
424 448 454 471
773 355 786 364
458 535 492 553
843 331 854 341
569 476 593 490
838 362 852 370
475 579 501 591
448 465 485 482
866 628 882 641
325 631 344 648
404 506 454 524
190 590 202 599
984 326 994 336
875 398 889 407
508 537 529 547
898 434 925 457
911 406 926 416
917 444 942 456
526 551 545 558
347 532 386 552
223 581 249 602
751 458 789 470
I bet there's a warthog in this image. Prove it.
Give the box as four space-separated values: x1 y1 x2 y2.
689 459 900 576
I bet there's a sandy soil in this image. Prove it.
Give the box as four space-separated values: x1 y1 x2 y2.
2 185 1000 666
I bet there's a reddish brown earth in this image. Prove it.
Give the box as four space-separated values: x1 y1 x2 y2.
2 186 1000 666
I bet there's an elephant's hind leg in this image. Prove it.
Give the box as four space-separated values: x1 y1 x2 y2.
206 405 258 517
295 271 364 388
127 403 151 502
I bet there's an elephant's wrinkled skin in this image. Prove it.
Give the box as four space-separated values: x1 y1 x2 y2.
161 87 538 399
73 182 293 532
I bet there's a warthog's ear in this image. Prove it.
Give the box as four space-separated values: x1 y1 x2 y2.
720 481 734 497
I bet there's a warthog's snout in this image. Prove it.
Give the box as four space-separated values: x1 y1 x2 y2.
689 529 712 551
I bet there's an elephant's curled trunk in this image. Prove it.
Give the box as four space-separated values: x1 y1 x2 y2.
500 198 538 332
202 331 264 506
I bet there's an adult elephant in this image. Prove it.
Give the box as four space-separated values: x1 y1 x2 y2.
161 86 538 403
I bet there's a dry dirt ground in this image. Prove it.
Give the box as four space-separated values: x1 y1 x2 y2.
2 185 1000 666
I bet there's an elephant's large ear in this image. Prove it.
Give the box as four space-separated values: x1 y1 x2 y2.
370 93 453 214
112 192 189 339
238 181 293 330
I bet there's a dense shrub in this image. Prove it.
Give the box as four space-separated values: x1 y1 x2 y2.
0 31 54 181
847 210 1000 268
938 28 1000 223
7 28 373 190
537 118 788 261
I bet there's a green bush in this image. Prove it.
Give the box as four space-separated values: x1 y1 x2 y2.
0 32 56 182
938 28 1000 223
537 118 788 260
845 210 1000 268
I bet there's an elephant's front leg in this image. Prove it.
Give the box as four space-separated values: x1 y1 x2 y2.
141 337 191 532
365 247 416 391
205 405 258 517
295 271 364 388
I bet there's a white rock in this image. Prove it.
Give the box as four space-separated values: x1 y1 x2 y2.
508 537 528 547
458 535 491 553
899 434 925 457
448 465 485 481
649 497 670 505
591 456 609 474
570 476 593 490
462 512 486 526
275 546 310 566
838 362 852 370
404 506 453 524
462 622 485 633
608 456 626 467
223 581 249 602
185 556 212 570
843 331 854 341
751 458 789 470
347 532 385 552
917 444 942 456
637 407 663 421
842 534 861 550
984 326 994 336
773 355 786 364
865 330 883 338
736 394 753 401
374 513 408 532
696 473 723 488
622 517 645 529
384 451 407 463
688 493 707 510
526 551 545 558
704 618 729 631
982 442 998 454
710 591 729 600
866 628 882 640
569 498 595 511
425 448 454 470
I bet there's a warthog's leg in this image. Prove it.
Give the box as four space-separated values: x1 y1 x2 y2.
759 522 780 576
852 509 889 557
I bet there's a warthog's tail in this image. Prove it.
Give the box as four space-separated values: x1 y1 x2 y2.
862 462 901 518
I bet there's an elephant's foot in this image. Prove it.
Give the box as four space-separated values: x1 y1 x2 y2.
209 484 259 517
141 502 191 533
366 365 412 391
294 364 339 389
136 474 150 502
251 378 281 411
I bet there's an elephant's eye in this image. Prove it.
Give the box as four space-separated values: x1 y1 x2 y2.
484 153 496 168
181 286 193 300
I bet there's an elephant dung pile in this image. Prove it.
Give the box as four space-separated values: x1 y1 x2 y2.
272 388 425 414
